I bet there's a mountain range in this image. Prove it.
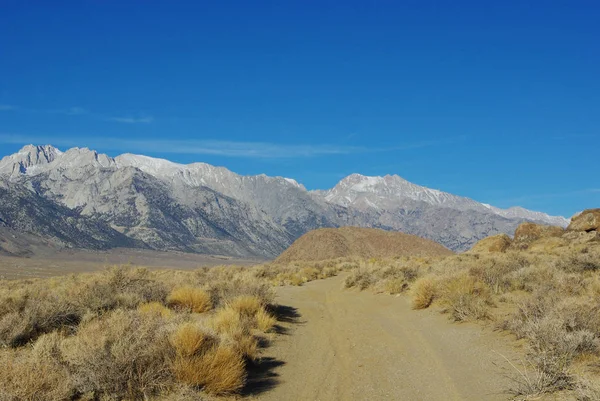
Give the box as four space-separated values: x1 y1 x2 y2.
0 144 569 258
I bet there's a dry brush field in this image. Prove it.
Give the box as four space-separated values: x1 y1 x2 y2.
0 259 342 400
1 233 599 400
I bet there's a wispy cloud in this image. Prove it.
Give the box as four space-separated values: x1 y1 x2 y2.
108 116 154 124
0 134 465 159
0 104 153 124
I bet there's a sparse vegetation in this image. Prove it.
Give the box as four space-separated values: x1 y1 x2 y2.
0 265 280 400
336 240 600 399
167 286 212 313
1 223 598 400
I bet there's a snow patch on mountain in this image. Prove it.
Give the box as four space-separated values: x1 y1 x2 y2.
319 173 568 227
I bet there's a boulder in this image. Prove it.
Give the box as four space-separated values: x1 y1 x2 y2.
567 209 600 232
511 222 564 250
561 230 600 245
468 234 512 253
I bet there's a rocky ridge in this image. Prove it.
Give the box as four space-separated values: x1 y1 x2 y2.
0 145 571 257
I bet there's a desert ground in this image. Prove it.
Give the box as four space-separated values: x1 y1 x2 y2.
255 273 520 401
0 248 263 280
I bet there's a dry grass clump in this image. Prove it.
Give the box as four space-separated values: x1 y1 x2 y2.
0 264 283 400
172 345 246 395
170 323 217 358
170 322 246 395
208 295 277 360
411 277 438 309
138 301 173 318
438 273 493 321
167 287 212 313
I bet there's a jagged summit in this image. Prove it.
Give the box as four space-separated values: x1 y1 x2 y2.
0 144 62 177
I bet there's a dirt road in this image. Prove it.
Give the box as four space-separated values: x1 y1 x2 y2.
254 274 519 401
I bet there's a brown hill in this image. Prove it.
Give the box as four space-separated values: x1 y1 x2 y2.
275 227 453 263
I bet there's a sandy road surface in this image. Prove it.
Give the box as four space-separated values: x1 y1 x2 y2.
253 275 519 401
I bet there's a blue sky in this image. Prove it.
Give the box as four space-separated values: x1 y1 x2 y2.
0 1 598 217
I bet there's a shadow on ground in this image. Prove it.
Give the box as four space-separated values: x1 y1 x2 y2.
243 357 286 396
242 304 302 396
268 304 302 335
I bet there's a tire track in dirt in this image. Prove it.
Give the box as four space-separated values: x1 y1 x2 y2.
253 274 519 401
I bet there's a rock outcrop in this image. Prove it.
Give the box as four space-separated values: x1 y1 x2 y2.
468 234 513 253
568 209 600 233
512 222 565 249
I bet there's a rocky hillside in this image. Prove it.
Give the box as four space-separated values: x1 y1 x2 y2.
0 145 570 257
468 210 600 253
275 227 454 263
0 179 138 253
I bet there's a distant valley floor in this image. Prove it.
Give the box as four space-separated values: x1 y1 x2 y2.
0 248 266 279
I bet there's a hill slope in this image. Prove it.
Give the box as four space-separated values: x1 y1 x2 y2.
275 227 453 263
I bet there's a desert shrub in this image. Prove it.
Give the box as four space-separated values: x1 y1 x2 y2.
411 277 438 309
170 323 217 358
439 274 493 321
73 266 168 312
507 295 600 360
0 290 80 347
556 249 600 273
468 253 529 294
266 261 342 286
298 267 320 282
255 308 277 333
0 348 72 401
344 268 374 290
167 287 212 313
59 309 173 399
384 278 408 294
505 354 574 398
206 278 274 307
208 296 276 360
172 345 246 395
506 264 552 293
228 295 263 317
209 306 253 341
138 301 173 318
